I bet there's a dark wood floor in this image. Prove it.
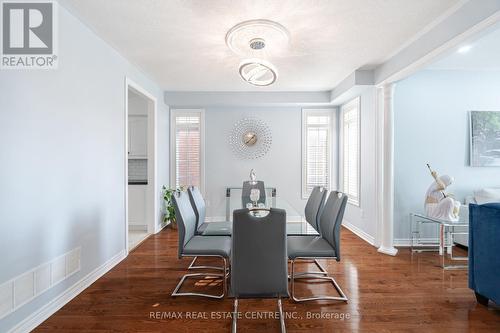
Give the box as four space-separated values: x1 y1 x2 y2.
35 227 499 332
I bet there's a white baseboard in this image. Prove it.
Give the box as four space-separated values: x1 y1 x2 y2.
9 249 127 333
155 220 170 233
394 237 439 247
342 220 375 246
377 246 398 256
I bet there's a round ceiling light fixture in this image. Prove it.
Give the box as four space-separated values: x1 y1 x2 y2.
239 58 278 86
225 19 290 56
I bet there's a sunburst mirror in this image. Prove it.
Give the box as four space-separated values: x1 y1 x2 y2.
229 117 272 159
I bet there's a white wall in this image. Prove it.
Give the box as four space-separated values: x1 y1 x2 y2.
0 4 168 332
340 88 379 244
184 106 336 219
393 70 500 242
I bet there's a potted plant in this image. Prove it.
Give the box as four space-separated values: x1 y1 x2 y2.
162 186 178 230
162 186 186 229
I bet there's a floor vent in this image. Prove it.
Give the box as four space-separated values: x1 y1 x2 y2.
0 247 81 320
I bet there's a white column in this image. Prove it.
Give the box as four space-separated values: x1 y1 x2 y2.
377 83 398 256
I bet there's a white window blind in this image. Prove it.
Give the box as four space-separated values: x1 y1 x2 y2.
170 110 204 190
341 98 360 206
302 110 332 198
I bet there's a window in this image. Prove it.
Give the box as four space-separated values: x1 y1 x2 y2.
302 109 334 198
341 97 360 206
170 109 204 191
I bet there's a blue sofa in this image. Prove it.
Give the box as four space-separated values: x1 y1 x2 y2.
468 203 500 306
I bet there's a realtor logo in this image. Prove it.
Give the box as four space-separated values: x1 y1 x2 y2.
1 0 58 69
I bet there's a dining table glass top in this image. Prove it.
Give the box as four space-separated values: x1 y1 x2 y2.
198 188 318 236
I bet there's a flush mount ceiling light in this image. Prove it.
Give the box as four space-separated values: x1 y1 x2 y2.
226 19 287 87
225 19 290 56
239 58 278 86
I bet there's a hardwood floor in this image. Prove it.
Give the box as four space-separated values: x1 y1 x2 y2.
35 227 499 332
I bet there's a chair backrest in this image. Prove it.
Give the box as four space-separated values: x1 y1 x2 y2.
304 186 327 232
242 180 266 206
187 186 205 230
231 208 288 298
172 190 197 258
318 191 348 260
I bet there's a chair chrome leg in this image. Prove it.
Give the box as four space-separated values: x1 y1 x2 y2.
222 258 228 295
172 256 227 299
293 259 328 278
314 259 328 274
231 297 285 332
277 297 286 333
231 298 238 333
290 258 348 303
188 256 226 271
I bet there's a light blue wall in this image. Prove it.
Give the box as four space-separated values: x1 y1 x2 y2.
0 4 168 331
173 90 378 242
206 107 304 217
205 105 336 216
171 106 337 218
393 70 500 241
341 87 378 243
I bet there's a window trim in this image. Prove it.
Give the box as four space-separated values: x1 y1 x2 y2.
340 97 361 207
301 109 335 199
170 108 205 193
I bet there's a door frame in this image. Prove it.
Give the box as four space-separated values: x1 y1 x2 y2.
125 77 158 253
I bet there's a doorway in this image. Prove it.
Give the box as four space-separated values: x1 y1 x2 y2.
125 78 158 252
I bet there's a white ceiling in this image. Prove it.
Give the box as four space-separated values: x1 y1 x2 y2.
427 23 500 71
62 0 461 91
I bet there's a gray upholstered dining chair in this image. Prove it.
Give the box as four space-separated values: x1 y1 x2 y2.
188 186 232 236
300 186 329 276
187 186 232 271
287 191 348 302
171 190 230 299
305 186 327 232
230 208 288 332
241 180 266 207
187 186 207 232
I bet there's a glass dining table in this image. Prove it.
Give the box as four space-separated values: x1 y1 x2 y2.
198 187 318 236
